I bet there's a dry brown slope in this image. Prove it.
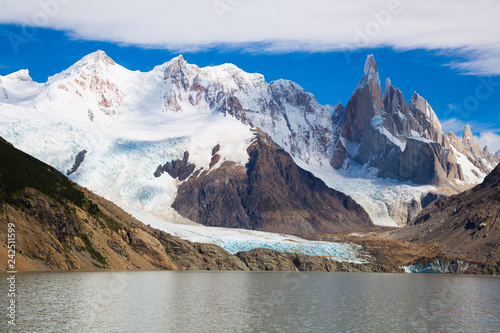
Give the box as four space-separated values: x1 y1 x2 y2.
392 163 500 265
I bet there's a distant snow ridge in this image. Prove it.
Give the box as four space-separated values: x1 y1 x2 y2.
0 50 497 234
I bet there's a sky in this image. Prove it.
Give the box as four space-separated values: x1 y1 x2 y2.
1 0 499 151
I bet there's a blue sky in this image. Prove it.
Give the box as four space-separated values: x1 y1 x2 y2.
1 0 499 150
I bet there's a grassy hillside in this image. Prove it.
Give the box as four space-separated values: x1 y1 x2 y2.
0 137 83 207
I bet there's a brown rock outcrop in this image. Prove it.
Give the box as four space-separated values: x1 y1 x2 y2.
392 163 500 264
154 151 195 180
236 248 403 273
172 129 376 235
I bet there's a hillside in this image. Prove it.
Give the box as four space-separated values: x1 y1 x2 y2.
392 163 500 264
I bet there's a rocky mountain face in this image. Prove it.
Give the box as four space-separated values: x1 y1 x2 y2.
448 125 499 176
330 55 499 186
170 129 375 235
392 163 500 264
154 151 195 180
160 55 334 164
67 150 87 175
0 136 399 273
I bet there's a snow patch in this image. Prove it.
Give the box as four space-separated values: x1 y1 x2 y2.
340 137 360 158
372 116 406 151
379 127 406 151
451 146 485 183
294 158 434 227
371 115 384 128
408 136 434 144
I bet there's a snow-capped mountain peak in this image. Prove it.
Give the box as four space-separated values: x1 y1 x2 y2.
0 70 33 103
48 50 119 83
91 49 116 66
331 54 499 188
163 55 266 91
39 51 133 117
383 77 392 99
2 52 331 164
5 69 33 82
358 54 381 92
0 69 42 103
163 54 198 80
76 50 116 69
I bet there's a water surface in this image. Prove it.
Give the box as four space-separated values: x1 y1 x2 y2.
2 271 499 332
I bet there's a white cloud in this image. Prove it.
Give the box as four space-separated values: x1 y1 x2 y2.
474 132 500 153
442 117 500 152
1 0 500 74
441 118 469 135
441 118 500 146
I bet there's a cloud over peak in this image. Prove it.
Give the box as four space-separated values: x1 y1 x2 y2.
1 0 500 74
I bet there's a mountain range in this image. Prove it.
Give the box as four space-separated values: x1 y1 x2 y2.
1 50 499 273
0 51 498 236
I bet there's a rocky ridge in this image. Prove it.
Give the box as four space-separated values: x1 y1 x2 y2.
392 163 500 264
170 129 375 235
330 55 499 187
160 55 334 165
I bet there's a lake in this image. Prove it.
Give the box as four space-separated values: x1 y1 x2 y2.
2 271 499 332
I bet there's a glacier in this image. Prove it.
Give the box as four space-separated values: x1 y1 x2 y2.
401 258 471 274
125 207 369 264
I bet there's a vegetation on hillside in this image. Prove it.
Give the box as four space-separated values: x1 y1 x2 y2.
0 137 84 207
